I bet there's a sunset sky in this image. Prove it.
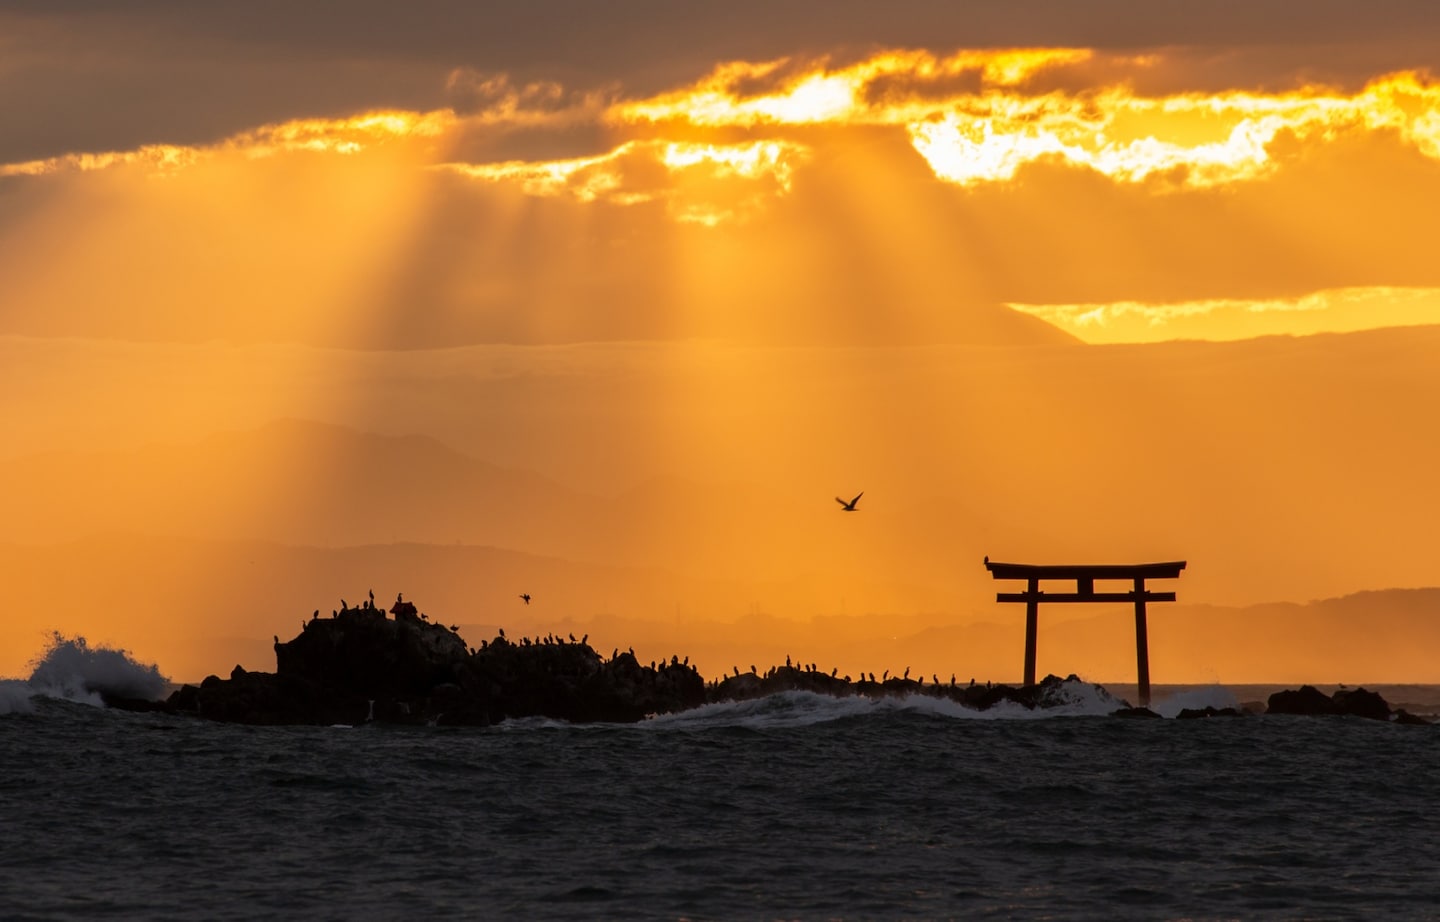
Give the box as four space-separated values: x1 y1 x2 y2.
5 1 1440 683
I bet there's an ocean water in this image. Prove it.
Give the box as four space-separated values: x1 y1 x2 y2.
4 647 1440 920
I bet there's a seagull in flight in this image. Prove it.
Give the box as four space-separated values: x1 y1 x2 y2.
836 491 863 511
519 593 532 605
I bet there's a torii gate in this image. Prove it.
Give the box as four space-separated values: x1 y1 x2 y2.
984 558 1187 707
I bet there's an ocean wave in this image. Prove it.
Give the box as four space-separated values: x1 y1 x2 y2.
641 679 1127 730
0 633 169 714
1150 684 1241 718
0 680 37 716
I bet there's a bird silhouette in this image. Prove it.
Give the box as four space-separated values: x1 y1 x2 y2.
519 593 531 605
836 491 863 511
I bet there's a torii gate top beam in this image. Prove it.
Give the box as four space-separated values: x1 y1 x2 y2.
984 560 1187 582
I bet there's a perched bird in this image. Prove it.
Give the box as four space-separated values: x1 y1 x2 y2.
836 491 863 511
519 593 532 605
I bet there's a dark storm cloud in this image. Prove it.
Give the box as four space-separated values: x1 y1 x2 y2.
5 0 1440 163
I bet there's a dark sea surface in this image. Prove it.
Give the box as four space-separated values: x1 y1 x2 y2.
4 677 1440 921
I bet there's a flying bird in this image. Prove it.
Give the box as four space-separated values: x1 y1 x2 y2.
519 593 531 605
836 491 863 511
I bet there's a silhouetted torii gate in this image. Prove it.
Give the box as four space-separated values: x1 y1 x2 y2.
984 559 1187 706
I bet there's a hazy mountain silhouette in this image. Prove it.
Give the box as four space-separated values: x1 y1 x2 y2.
6 324 1440 672
0 419 979 602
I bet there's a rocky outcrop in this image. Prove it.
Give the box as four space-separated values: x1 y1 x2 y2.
274 603 468 699
164 598 708 726
1330 687 1392 720
154 598 1436 726
1266 685 1429 723
1266 684 1339 716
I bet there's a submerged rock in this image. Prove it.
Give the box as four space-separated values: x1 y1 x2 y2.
1175 706 1245 719
1392 709 1432 726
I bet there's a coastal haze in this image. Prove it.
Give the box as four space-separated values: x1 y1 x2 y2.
5 2 1440 686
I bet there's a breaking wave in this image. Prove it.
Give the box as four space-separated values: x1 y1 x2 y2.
1150 684 1241 718
0 633 169 715
642 678 1127 730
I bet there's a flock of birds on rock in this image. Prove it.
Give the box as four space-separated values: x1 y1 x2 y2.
716 656 974 690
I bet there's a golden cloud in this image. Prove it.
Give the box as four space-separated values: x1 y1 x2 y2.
1008 287 1440 343
436 138 810 224
0 110 454 178
8 48 1440 215
614 51 1440 189
444 68 614 125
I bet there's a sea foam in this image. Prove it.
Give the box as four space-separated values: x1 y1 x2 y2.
641 678 1127 730
3 633 170 712
1150 684 1241 718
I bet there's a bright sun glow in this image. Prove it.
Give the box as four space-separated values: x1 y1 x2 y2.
12 49 1440 205
8 50 1440 213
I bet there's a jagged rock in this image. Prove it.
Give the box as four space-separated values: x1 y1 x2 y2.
175 603 716 726
1330 687 1391 721
1112 706 1161 719
1266 685 1398 720
275 606 469 698
1266 685 1340 716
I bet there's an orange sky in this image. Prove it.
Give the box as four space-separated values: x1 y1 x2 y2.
3 3 1440 683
